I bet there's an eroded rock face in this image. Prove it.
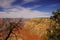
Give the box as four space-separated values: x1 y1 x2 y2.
24 18 50 35
0 18 50 40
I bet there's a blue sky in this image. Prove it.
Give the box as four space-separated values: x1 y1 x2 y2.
0 0 60 18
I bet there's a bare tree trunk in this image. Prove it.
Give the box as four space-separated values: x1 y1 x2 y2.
5 23 17 40
5 29 12 40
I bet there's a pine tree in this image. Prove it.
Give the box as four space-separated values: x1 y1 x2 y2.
47 9 60 40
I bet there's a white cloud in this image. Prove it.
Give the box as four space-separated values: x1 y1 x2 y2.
0 8 51 18
0 0 15 8
0 0 51 18
21 0 35 5
0 7 51 18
